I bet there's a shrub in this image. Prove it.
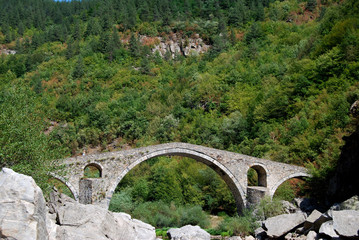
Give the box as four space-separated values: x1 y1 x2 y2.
108 188 135 213
255 196 284 220
178 205 210 228
131 201 179 227
274 181 296 202
217 209 259 236
155 227 170 239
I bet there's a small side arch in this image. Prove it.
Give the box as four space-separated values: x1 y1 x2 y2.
84 162 103 178
49 173 79 201
269 172 311 197
247 163 268 187
106 148 247 214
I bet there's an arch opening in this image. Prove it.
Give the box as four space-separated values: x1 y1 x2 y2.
107 149 246 217
109 156 241 228
84 163 102 178
270 172 311 199
49 177 76 200
247 165 267 187
273 177 307 202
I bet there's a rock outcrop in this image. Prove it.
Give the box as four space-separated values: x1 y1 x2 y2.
167 225 210 240
0 168 54 240
263 212 306 238
0 168 156 240
256 196 359 239
140 34 210 59
332 210 359 238
0 48 16 55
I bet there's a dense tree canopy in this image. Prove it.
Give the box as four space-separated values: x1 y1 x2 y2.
1 0 359 220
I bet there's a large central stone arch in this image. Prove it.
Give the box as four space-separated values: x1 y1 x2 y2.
106 147 247 213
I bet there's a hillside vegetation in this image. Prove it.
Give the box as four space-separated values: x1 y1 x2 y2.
1 0 359 233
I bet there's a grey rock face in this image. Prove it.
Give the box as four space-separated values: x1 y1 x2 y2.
284 232 306 240
114 213 156 240
319 221 339 238
332 210 359 238
167 225 210 240
0 168 53 240
338 195 359 211
306 230 317 240
0 48 16 55
303 209 329 232
281 200 298 214
350 100 359 116
56 201 156 240
254 227 266 239
244 236 255 240
263 212 306 238
148 35 210 59
228 236 242 240
0 168 156 240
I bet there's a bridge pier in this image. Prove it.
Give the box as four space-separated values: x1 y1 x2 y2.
78 178 108 205
246 186 268 207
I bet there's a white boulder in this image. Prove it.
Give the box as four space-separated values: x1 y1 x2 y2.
0 168 55 240
167 225 210 240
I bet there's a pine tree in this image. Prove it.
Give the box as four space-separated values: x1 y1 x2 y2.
129 33 140 58
306 0 317 12
15 38 23 53
72 55 85 79
112 27 122 49
73 20 82 40
99 31 110 54
18 21 24 36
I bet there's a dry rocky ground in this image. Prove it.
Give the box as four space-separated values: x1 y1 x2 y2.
0 168 358 240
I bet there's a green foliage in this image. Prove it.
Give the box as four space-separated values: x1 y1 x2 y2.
0 86 64 193
306 0 317 12
217 209 259 236
49 178 74 199
273 181 296 202
109 188 135 213
110 157 237 216
255 197 284 220
156 227 170 239
1 0 358 211
72 55 85 78
84 165 101 178
131 201 210 229
247 168 258 186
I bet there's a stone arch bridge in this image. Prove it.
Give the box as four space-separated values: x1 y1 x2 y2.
52 142 310 213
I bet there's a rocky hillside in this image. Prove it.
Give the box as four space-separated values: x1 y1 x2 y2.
1 168 358 240
143 34 210 58
0 168 156 240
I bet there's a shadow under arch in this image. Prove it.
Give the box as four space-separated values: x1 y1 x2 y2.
106 148 246 214
49 173 79 201
269 172 311 197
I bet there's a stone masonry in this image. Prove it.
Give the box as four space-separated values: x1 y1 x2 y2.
52 142 310 213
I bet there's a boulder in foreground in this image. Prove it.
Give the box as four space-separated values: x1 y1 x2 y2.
0 167 156 240
332 210 359 238
167 225 210 240
0 168 53 240
263 212 306 238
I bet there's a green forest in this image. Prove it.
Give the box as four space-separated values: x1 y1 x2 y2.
1 0 359 236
